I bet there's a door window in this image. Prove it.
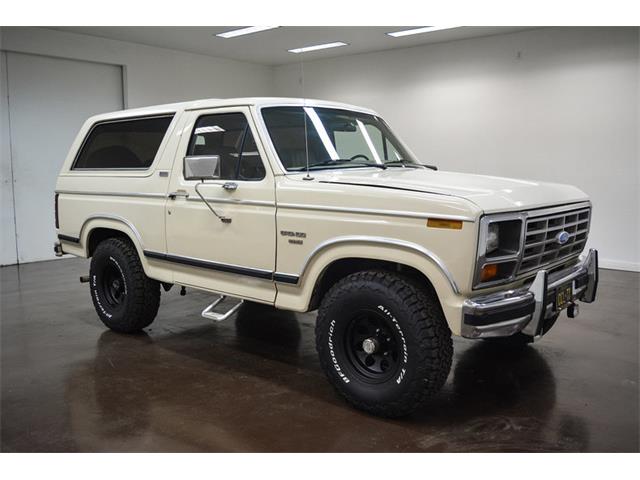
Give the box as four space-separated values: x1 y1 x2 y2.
187 113 266 181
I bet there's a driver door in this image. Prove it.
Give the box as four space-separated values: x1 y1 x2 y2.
164 107 277 302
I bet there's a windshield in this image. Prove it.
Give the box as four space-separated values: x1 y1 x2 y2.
261 106 421 172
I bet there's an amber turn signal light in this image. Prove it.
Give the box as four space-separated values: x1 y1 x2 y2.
427 219 463 230
480 264 498 282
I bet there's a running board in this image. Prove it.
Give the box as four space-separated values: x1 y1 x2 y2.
201 295 244 322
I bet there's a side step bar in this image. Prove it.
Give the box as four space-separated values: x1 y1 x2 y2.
202 295 244 322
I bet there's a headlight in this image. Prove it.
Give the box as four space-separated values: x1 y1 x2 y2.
486 223 499 254
474 213 525 288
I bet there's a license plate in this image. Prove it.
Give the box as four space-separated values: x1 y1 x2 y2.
556 283 573 310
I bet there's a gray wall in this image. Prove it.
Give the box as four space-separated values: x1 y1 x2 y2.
4 52 124 264
1 49 17 266
2 27 638 271
1 27 274 108
0 27 274 265
274 27 640 272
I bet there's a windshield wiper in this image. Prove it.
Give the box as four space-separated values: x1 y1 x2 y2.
385 160 438 171
305 159 387 170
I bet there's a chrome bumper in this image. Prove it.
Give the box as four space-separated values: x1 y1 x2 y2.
461 249 598 339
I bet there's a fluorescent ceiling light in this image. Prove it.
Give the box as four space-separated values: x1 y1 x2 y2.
304 107 339 159
288 42 348 54
356 119 382 164
216 26 279 39
386 26 461 37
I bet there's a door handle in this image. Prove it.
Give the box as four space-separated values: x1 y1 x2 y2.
222 182 238 192
168 190 189 199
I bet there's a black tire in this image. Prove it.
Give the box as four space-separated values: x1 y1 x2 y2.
89 237 160 333
486 313 560 347
315 270 453 417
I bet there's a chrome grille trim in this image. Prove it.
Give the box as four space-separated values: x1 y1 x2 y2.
518 205 591 275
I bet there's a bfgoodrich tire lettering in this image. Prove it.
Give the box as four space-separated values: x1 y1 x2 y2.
315 270 453 417
90 237 160 333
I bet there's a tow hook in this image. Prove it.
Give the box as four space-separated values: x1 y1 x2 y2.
567 303 579 318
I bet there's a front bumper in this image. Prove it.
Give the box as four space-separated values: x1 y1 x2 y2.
461 249 598 339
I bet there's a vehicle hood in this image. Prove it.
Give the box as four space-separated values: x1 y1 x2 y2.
307 168 589 213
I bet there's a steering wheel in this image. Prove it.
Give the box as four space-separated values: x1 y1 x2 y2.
350 154 370 162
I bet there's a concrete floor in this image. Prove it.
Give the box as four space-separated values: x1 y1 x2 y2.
1 258 638 452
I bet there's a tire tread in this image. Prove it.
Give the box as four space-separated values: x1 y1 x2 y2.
315 270 453 417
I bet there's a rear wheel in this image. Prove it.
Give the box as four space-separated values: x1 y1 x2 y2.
89 237 160 333
315 270 453 417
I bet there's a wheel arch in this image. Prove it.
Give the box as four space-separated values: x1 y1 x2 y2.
79 215 173 284
80 215 146 261
308 257 440 311
275 236 463 333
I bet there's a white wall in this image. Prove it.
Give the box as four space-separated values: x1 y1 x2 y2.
6 52 124 263
274 27 640 272
1 27 274 108
0 27 274 265
2 27 638 271
1 50 18 265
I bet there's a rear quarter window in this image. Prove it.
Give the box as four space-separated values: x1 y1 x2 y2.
72 115 174 170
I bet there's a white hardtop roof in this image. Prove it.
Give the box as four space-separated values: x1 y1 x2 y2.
89 97 379 122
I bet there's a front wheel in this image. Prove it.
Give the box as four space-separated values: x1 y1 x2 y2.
89 237 160 333
315 271 453 417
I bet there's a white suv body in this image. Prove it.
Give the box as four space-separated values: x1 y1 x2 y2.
55 97 598 416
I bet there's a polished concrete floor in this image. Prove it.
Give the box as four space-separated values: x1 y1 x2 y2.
1 258 638 452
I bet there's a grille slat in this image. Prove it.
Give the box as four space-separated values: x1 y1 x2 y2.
524 229 589 249
526 219 589 236
517 207 591 275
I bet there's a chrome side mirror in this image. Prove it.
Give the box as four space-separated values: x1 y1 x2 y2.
184 154 232 224
184 155 221 180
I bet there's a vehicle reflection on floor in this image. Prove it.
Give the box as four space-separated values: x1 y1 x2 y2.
63 303 588 452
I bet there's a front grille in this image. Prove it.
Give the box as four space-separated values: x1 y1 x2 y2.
518 206 591 275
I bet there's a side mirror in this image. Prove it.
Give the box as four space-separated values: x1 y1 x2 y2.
184 155 221 180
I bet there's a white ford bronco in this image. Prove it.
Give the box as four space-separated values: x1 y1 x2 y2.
55 97 598 417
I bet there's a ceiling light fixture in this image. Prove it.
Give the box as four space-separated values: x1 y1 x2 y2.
288 42 348 54
215 26 279 39
386 26 462 38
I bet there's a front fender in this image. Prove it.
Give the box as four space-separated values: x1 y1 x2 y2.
274 236 466 334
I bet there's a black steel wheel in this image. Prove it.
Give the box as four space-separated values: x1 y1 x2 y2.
344 309 403 383
101 262 127 308
316 270 453 418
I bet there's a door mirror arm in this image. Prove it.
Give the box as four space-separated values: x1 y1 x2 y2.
183 155 231 223
194 181 232 224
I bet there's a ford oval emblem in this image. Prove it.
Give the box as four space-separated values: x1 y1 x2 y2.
556 230 570 245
